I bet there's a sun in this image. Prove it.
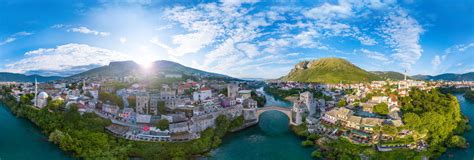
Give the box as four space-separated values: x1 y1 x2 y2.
135 59 153 69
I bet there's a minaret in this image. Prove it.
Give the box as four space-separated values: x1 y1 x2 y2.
404 69 407 81
83 79 86 91
34 77 38 107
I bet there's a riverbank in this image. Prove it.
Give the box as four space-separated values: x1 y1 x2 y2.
0 92 247 160
0 102 72 160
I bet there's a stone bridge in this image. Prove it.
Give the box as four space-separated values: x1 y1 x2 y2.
256 106 296 125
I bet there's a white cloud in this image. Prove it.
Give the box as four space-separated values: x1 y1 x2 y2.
67 26 111 36
220 0 259 8
2 43 130 76
379 8 423 70
119 37 127 44
431 55 441 68
360 49 389 62
304 1 353 20
0 31 33 46
457 43 474 52
236 43 261 58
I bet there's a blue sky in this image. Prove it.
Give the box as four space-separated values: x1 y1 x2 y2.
0 0 473 78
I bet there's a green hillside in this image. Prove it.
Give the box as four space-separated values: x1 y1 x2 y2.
372 71 409 80
68 60 237 81
282 58 382 83
0 72 62 82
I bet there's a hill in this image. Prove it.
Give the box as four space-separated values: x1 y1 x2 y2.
372 71 409 80
68 60 237 81
412 72 474 81
0 72 62 82
281 58 382 83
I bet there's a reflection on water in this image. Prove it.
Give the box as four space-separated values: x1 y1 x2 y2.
0 103 71 160
440 95 474 159
209 87 313 160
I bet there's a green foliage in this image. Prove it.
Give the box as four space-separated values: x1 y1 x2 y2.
157 101 166 115
127 96 136 107
381 125 398 136
307 134 320 141
156 119 169 131
301 140 314 147
215 115 230 137
264 87 332 101
373 102 389 115
229 115 244 130
291 124 308 137
251 90 266 107
337 99 347 107
47 99 64 111
311 150 322 158
99 91 124 108
447 135 467 148
282 58 382 83
464 90 474 101
400 88 465 152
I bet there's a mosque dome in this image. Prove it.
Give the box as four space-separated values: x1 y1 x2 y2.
38 92 49 99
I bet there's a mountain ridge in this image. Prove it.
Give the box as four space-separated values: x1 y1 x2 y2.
412 72 474 81
281 58 382 83
68 60 237 81
0 72 62 82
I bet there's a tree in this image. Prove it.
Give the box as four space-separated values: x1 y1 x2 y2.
127 96 136 108
47 99 64 111
229 115 244 130
447 135 467 148
311 150 322 158
215 115 230 137
301 140 314 147
464 90 474 101
337 99 347 107
157 101 166 115
373 102 389 115
156 119 169 131
381 125 397 136
99 92 124 108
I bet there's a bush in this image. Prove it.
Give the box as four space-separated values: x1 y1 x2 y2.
301 140 314 147
447 135 467 148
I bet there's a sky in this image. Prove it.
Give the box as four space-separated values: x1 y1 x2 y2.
0 0 473 79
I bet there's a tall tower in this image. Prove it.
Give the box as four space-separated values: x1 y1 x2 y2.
404 69 407 81
82 79 86 91
34 77 38 107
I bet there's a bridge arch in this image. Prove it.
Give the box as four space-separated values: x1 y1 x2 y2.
256 106 295 125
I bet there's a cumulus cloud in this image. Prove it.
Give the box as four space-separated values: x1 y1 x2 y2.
0 31 33 46
304 1 353 20
431 55 441 68
379 8 423 70
67 26 110 36
2 43 130 76
456 43 474 52
360 49 390 62
119 37 127 44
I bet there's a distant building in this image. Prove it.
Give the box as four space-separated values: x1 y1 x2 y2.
227 84 239 99
35 91 49 109
136 92 150 114
243 99 257 109
238 90 252 99
300 91 315 115
193 87 212 101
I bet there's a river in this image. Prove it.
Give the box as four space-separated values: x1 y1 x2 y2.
208 87 314 160
0 103 71 160
440 94 474 159
1 93 473 160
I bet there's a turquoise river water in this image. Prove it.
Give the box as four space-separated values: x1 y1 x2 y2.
1 93 473 160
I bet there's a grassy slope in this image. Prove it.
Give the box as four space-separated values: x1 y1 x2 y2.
372 71 408 80
283 58 382 83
